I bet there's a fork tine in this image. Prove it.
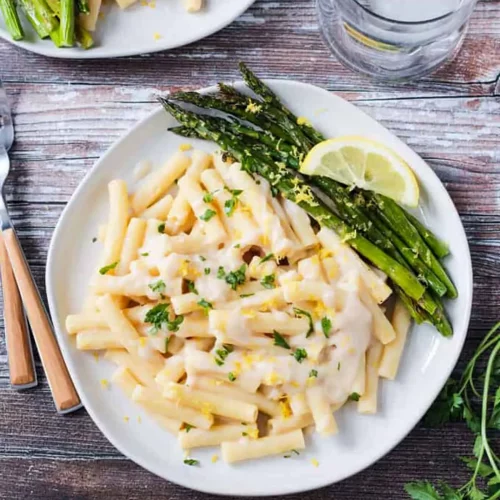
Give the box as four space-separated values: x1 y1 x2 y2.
0 81 14 152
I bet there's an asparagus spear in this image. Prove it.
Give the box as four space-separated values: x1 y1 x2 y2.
45 0 93 48
203 115 303 169
405 211 450 259
75 22 93 48
32 0 58 33
59 0 75 46
218 81 314 153
370 194 457 299
314 177 448 297
0 0 24 40
161 97 426 303
171 91 299 146
18 0 51 38
238 62 326 145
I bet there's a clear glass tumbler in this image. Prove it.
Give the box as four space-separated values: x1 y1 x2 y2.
316 0 478 81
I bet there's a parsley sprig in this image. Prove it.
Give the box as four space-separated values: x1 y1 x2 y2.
293 307 314 338
217 264 247 291
224 188 243 216
148 279 166 294
273 330 290 349
261 274 276 289
144 303 184 334
321 317 332 338
405 322 500 500
259 253 275 264
197 298 213 315
99 261 119 275
214 344 234 366
200 209 216 222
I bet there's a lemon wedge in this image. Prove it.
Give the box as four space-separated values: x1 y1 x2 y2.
300 136 419 207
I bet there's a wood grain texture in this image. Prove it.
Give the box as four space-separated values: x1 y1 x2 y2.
1 0 500 498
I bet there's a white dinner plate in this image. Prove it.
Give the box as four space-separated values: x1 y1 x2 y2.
46 79 473 496
0 0 254 58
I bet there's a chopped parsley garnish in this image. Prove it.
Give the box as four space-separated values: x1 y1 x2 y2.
165 336 170 352
224 188 243 217
348 392 360 402
141 252 149 257
200 209 216 222
214 344 233 366
204 267 211 275
183 459 199 466
167 314 184 333
293 348 308 363
92 237 97 243
240 293 254 298
217 265 247 291
226 265 247 290
157 223 165 233
144 303 168 333
197 298 213 315
309 369 318 378
186 280 198 294
321 317 332 338
148 279 166 294
284 449 300 458
293 307 314 338
259 253 275 264
203 191 214 203
273 330 290 349
260 274 276 289
234 243 241 248
144 303 184 334
184 424 194 433
337 362 341 371
199 255 207 262
99 261 119 275
228 372 236 382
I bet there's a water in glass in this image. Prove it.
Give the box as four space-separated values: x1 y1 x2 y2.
317 0 478 81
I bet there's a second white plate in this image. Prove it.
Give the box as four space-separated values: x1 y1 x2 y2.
46 79 473 496
0 0 255 58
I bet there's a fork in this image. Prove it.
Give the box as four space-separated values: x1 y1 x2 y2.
0 83 82 413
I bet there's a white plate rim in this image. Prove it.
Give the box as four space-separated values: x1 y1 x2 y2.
0 0 255 59
45 79 473 496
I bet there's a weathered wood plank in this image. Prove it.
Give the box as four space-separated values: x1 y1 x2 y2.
0 425 475 500
1 0 499 93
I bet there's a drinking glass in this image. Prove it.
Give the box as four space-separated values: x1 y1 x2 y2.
316 0 478 81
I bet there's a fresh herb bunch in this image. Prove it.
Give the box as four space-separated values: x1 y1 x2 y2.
406 322 500 500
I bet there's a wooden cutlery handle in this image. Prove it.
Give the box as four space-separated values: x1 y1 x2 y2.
3 228 81 412
0 232 36 388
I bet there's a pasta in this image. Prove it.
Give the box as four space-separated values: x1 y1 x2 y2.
67 148 411 464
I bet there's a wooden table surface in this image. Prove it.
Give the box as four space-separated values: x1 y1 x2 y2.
1 0 499 498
